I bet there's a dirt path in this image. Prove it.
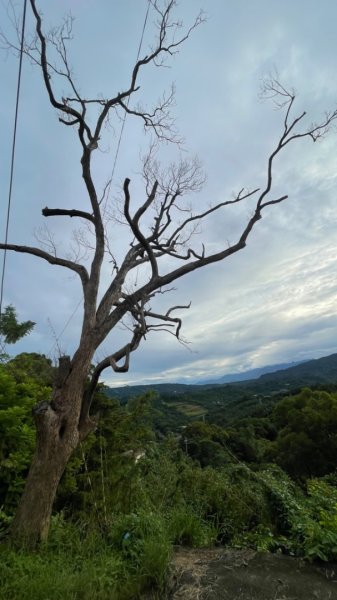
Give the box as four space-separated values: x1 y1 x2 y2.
168 547 337 600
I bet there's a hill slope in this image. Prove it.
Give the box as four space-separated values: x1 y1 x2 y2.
201 361 302 384
104 353 337 429
259 352 337 385
105 353 337 400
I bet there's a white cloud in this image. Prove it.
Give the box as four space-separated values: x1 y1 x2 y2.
1 1 337 386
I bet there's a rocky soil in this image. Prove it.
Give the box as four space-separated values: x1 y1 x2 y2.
166 547 337 600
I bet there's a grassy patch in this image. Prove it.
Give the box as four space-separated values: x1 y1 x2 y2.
165 401 207 417
0 514 171 600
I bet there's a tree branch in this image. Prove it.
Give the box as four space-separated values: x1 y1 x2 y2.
29 0 93 148
80 326 144 423
144 302 191 338
123 178 159 278
0 243 89 286
42 207 95 223
165 187 260 248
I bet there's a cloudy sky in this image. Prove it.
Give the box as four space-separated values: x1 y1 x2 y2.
1 0 337 386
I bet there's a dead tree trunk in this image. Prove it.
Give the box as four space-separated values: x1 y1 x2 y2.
2 1 336 547
11 353 96 546
11 424 76 546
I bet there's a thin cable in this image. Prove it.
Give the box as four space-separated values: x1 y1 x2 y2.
105 0 151 203
80 444 102 526
47 298 83 356
0 0 28 316
50 1 152 352
99 424 108 526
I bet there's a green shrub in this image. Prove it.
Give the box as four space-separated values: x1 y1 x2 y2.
177 463 273 543
294 478 337 561
0 545 124 600
0 508 12 539
253 471 337 561
257 466 303 535
0 513 171 600
167 505 217 547
108 509 171 592
233 524 282 552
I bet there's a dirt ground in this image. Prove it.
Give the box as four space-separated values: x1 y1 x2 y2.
167 547 337 600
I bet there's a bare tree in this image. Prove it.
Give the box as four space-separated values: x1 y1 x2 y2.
1 1 336 546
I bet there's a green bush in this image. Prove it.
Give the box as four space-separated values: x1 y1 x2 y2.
167 505 217 547
0 513 171 600
0 357 52 513
4 369 337 600
294 478 337 561
251 470 337 561
270 388 337 479
108 509 172 593
233 524 282 552
176 463 273 543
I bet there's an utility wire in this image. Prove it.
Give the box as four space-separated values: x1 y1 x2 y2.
47 298 83 357
50 1 151 352
105 0 151 206
0 0 28 316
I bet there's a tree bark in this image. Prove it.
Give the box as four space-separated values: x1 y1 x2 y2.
10 353 95 547
10 427 75 546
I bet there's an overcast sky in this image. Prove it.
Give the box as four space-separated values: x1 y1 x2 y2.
1 0 337 386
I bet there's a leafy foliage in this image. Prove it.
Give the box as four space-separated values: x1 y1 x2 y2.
269 388 337 478
0 305 35 344
56 390 156 520
294 478 337 561
2 353 337 597
106 352 337 429
0 356 51 514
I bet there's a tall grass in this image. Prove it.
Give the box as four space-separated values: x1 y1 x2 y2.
0 513 171 600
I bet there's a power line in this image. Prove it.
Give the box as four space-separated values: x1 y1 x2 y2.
0 0 28 316
105 0 151 204
47 298 83 357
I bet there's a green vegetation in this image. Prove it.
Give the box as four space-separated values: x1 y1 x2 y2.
165 400 207 417
269 388 337 478
1 353 337 598
107 352 337 427
0 515 171 600
0 354 51 513
0 305 35 346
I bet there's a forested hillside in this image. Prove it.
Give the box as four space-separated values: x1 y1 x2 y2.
1 353 337 598
105 352 337 430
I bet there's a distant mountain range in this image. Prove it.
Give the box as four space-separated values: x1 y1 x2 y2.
105 352 337 401
258 352 337 385
199 361 303 385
